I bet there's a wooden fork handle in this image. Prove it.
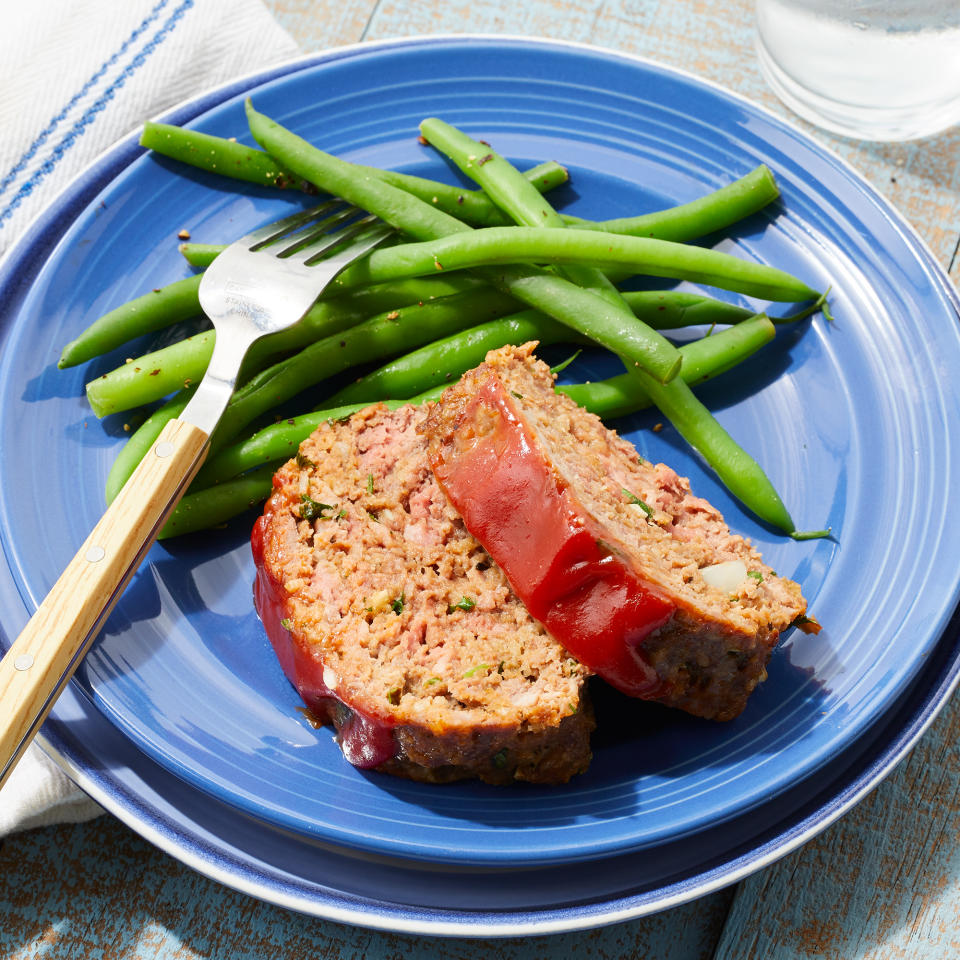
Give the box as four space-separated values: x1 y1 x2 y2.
0 418 209 789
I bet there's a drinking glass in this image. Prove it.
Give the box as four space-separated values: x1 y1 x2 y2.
756 0 960 141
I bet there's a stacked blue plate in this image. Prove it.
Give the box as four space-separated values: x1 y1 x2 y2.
2 37 959 935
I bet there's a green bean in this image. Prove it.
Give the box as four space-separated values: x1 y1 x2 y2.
330 227 818 303
210 286 518 450
85 276 504 417
88 332 212 419
631 367 797 531
420 118 562 228
618 291 755 328
186 236 758 331
419 117 624 309
563 165 780 242
159 464 281 539
247 101 473 241
559 315 775 418
245 100 683 384
178 244 223 269
104 388 193 503
141 121 568 226
140 122 315 191
174 319 776 535
59 275 203 369
327 311 575 405
372 161 568 226
317 290 758 407
770 290 831 325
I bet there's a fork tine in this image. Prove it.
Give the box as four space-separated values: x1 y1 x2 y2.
244 200 355 249
279 213 381 264
274 207 367 258
301 220 395 269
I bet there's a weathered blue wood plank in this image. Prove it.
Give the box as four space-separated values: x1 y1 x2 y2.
0 816 735 959
266 0 380 50
715 688 960 959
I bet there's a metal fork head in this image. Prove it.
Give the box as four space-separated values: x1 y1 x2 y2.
197 201 393 340
181 202 393 437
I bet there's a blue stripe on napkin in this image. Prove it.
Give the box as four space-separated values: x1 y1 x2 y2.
0 0 193 230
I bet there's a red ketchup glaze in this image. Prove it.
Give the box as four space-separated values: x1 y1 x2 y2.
429 378 675 699
251 511 396 769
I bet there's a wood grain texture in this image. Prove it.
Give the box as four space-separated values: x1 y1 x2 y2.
715 689 960 959
0 816 735 959
4 0 959 958
266 0 379 50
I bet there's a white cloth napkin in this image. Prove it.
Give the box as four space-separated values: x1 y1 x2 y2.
0 0 300 835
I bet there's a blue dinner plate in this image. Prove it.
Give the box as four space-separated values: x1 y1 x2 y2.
2 36 960 873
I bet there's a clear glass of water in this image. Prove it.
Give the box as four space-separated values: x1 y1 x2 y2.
756 0 960 141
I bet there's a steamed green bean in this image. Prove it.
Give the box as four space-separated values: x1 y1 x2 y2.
245 100 684 385
82 106 829 541
564 164 780 242
180 317 777 529
140 121 569 226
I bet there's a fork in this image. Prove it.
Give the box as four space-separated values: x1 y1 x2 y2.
0 202 394 788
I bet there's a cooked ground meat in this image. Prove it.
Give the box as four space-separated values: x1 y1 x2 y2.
252 402 594 784
423 343 807 721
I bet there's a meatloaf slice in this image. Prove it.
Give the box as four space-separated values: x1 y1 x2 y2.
423 343 807 721
252 402 594 784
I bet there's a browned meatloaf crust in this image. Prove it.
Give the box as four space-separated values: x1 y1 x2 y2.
252 402 594 785
424 344 807 721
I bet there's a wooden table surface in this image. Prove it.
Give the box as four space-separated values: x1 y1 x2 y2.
3 1 960 957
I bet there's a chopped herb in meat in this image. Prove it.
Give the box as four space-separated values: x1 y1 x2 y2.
299 495 336 521
447 596 476 613
622 488 654 516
